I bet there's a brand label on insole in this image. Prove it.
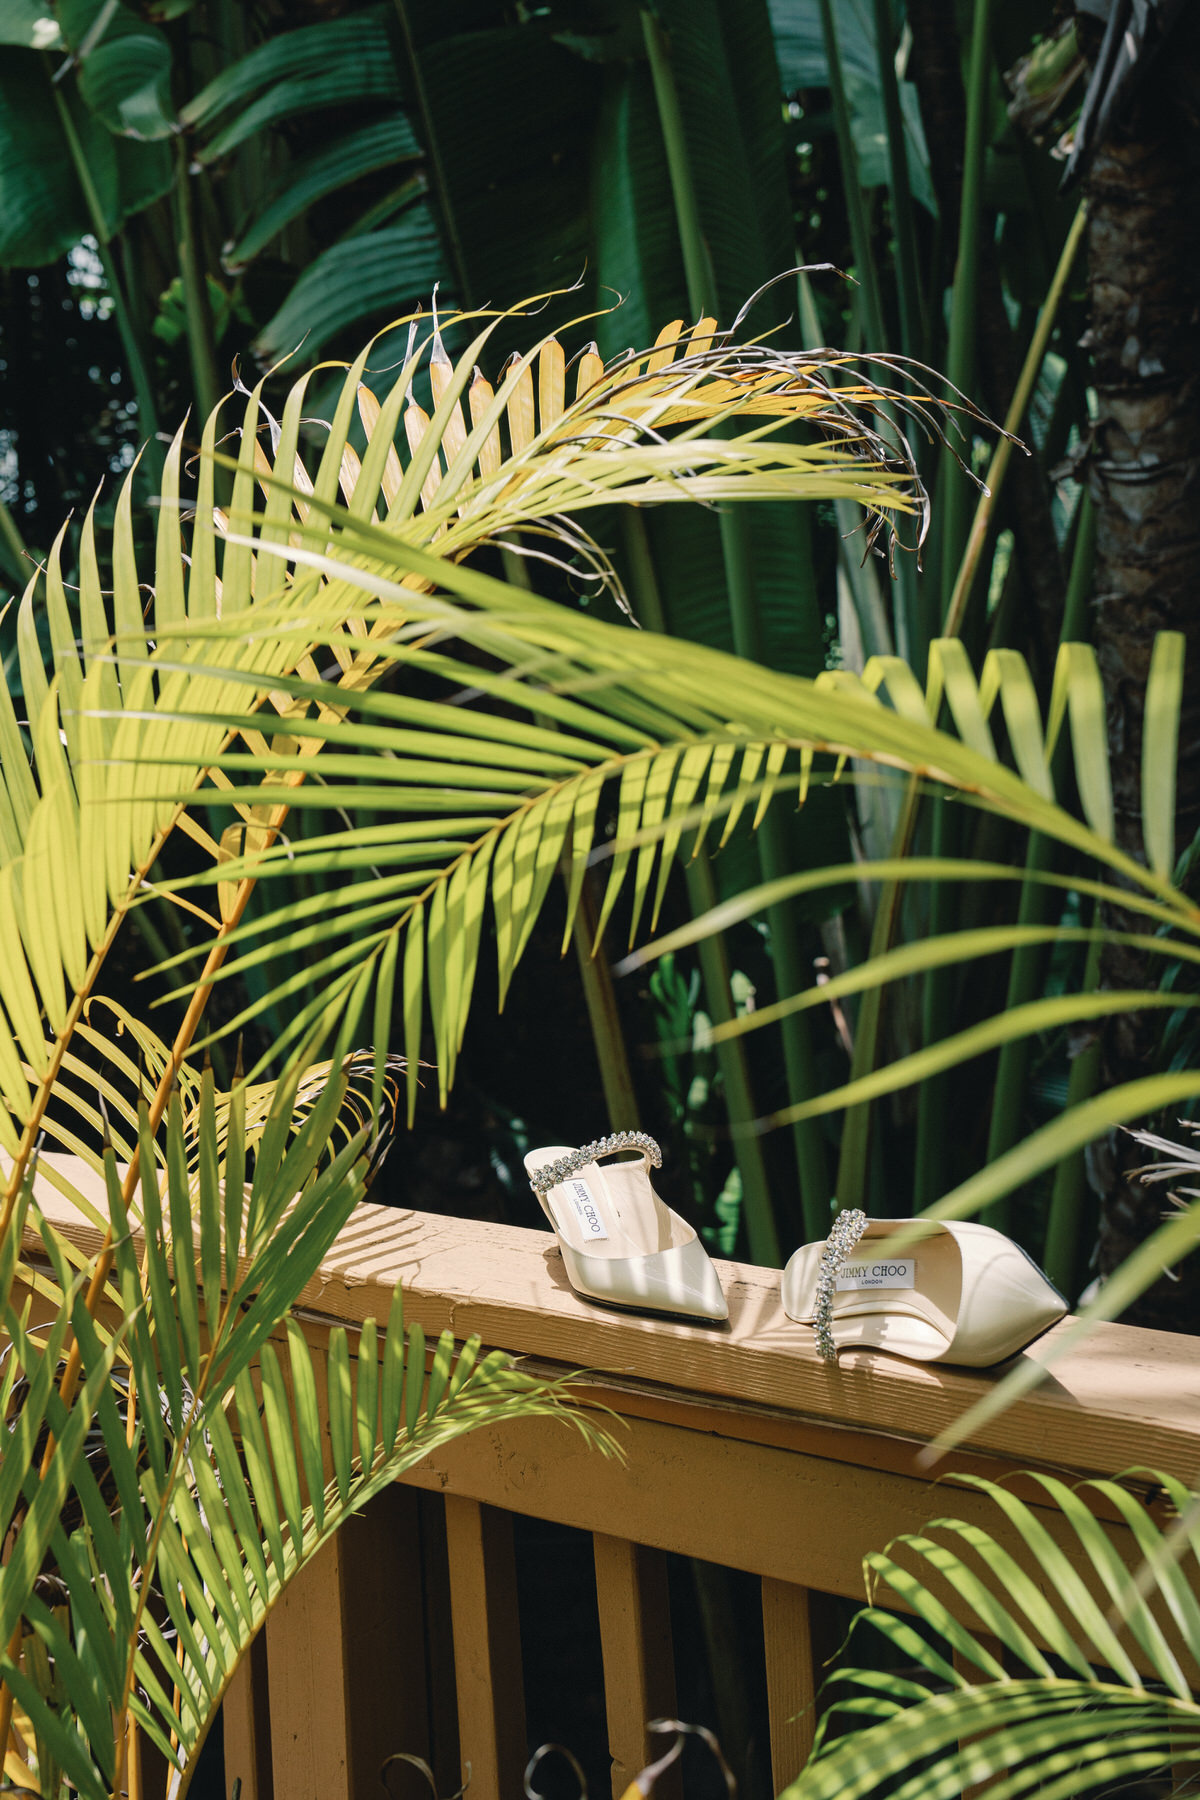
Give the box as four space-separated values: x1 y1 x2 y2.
836 1257 915 1292
566 1179 609 1241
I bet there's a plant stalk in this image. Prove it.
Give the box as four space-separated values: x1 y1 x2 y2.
0 497 31 589
942 202 1088 639
175 138 223 424
813 0 917 656
503 538 644 1134
572 869 643 1131
982 490 1096 1227
870 0 925 359
1042 923 1103 1292
937 0 994 629
642 9 830 1241
814 0 886 350
49 73 162 481
388 0 473 305
915 195 1086 1205
623 513 781 1264
45 861 271 1423
833 778 920 1214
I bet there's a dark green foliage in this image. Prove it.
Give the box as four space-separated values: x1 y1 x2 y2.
1 0 1179 1298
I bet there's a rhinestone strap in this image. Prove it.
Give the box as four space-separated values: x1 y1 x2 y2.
529 1131 662 1197
812 1207 869 1363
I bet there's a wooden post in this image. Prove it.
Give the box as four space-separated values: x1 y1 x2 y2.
224 1634 272 1800
343 1487 434 1786
266 1490 432 1800
266 1534 350 1798
416 1492 461 1797
762 1579 825 1793
593 1534 679 1800
444 1496 527 1800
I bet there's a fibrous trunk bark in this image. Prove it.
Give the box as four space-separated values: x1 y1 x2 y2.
1084 17 1200 1327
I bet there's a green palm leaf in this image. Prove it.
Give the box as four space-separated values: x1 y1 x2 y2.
138 421 1196 1367
779 1471 1200 1800
2 297 1192 1798
0 1067 613 1799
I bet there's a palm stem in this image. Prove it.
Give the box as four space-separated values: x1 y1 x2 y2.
814 0 886 347
46 859 272 1421
813 0 917 658
388 0 473 303
622 512 781 1264
502 543 643 1133
982 490 1097 1228
175 138 223 425
643 7 831 1240
942 202 1088 638
834 779 920 1214
640 13 717 321
49 75 162 480
2 840 286 1764
0 497 30 588
911 801 960 1211
796 271 894 662
917 186 1085 1207
870 0 924 359
937 0 993 626
1041 929 1103 1294
1060 490 1097 646
572 870 643 1131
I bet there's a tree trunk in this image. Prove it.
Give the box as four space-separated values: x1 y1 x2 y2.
1083 11 1200 1328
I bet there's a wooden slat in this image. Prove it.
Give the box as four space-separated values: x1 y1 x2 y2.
593 1534 678 1799
444 1496 527 1800
266 1535 350 1798
266 1493 431 1800
762 1580 821 1793
417 1493 462 1797
224 1634 272 1800
24 1163 1200 1482
342 1488 433 1788
401 1408 1200 1690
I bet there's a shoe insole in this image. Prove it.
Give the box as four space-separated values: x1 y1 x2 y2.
531 1149 694 1261
787 1229 962 1341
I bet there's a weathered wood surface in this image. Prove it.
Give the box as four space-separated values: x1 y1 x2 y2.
593 1534 679 1800
443 1496 527 1800
222 1636 271 1800
23 1163 1200 1481
761 1580 824 1794
13 1160 1200 1800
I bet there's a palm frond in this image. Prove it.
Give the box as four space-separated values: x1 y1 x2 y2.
129 499 1199 1381
1 291 961 1235
780 1471 1200 1800
143 537 1192 1110
0 1073 613 1799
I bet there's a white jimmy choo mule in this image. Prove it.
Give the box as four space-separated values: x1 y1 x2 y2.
524 1132 728 1324
782 1210 1067 1367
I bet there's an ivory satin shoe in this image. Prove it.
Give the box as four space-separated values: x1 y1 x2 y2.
524 1132 728 1324
782 1211 1067 1367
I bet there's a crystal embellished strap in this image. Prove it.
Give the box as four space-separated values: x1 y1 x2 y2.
529 1131 662 1196
812 1207 868 1363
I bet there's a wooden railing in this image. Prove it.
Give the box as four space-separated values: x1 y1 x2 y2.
20 1178 1200 1800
